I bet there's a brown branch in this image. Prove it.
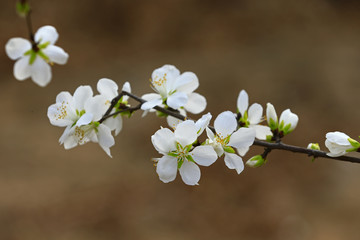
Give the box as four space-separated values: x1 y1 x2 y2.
100 90 360 164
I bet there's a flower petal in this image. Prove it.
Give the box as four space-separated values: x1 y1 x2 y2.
179 160 200 185
5 38 31 60
184 92 206 114
214 111 237 137
104 116 123 136
35 25 59 44
152 64 180 92
174 120 197 147
174 72 199 93
151 127 176 154
166 108 186 129
191 145 218 166
237 90 248 116
167 92 188 109
97 78 118 99
248 103 263 125
97 124 115 157
195 112 212 136
229 127 256 149
236 146 249 157
141 97 162 110
73 85 93 110
31 57 52 87
224 153 244 174
85 95 108 121
42 45 69 65
250 125 272 140
156 155 178 183
76 113 93 126
13 56 31 81
326 131 351 145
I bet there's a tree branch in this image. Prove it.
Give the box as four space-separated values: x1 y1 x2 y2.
100 90 360 164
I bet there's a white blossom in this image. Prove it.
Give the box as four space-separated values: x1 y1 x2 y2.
141 64 206 118
152 120 218 185
237 90 272 140
5 25 68 87
206 111 256 174
48 86 114 157
325 131 359 157
279 109 299 134
97 78 131 136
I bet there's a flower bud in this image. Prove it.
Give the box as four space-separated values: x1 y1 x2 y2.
16 1 30 17
266 103 278 131
246 155 265 168
278 109 298 135
307 143 320 150
325 131 357 157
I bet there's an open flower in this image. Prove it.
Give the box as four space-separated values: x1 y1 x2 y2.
48 85 114 156
97 78 131 135
325 131 359 157
206 111 256 174
5 25 68 87
237 90 272 140
141 64 206 114
152 120 218 185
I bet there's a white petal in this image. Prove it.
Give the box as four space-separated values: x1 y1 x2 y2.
179 160 200 185
76 113 93 126
266 103 278 125
47 97 75 127
141 97 162 110
229 127 256 149
97 124 115 151
152 64 180 91
326 131 351 145
167 92 188 109
156 155 178 183
42 45 68 65
206 127 215 141
248 103 263 125
174 120 197 147
121 82 131 101
237 90 249 116
224 153 244 174
184 92 206 114
13 56 31 81
195 112 212 136
325 140 349 157
250 125 272 140
151 128 176 154
279 109 299 131
60 126 77 149
5 38 31 60
174 72 199 93
191 145 218 166
85 95 108 121
166 108 186 129
73 85 93 110
214 111 237 137
31 57 52 87
97 78 118 99
104 116 123 136
35 25 59 44
236 146 249 157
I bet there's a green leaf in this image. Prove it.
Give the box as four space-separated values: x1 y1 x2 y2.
16 1 30 17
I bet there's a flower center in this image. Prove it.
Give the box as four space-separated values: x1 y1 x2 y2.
55 101 69 120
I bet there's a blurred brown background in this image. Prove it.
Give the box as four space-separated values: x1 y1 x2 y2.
1 0 360 239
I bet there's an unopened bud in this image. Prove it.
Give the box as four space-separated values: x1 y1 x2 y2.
246 155 265 168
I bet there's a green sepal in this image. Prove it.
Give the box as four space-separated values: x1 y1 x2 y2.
348 138 360 148
185 144 192 153
282 123 292 135
176 142 182 151
156 111 168 118
186 154 195 163
266 135 273 142
16 1 30 17
29 50 37 65
93 121 100 128
168 152 178 158
38 41 50 49
38 50 50 62
268 118 278 131
177 159 184 169
223 146 235 154
278 120 285 132
246 155 265 168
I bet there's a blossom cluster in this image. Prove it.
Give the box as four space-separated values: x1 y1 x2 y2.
47 78 131 157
